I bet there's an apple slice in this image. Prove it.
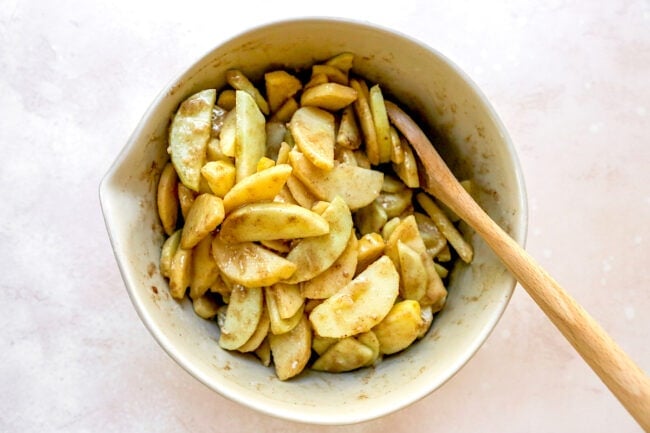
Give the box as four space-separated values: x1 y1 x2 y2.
212 235 297 287
284 196 353 284
222 164 292 213
218 202 329 243
368 85 392 163
269 314 312 380
235 90 266 183
218 286 263 350
301 232 358 299
289 106 336 170
373 300 422 355
309 255 399 338
289 150 383 210
397 240 427 301
168 89 216 191
180 193 225 249
264 70 302 113
312 337 374 373
300 83 357 112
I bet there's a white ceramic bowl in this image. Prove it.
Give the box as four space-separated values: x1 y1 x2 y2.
100 18 527 425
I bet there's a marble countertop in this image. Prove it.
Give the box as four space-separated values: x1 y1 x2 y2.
1 0 648 432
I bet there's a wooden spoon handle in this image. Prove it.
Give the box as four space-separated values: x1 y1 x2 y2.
386 101 650 430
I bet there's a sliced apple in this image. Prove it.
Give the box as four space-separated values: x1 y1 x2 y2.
157 162 179 235
264 70 302 113
356 331 380 366
397 240 427 301
354 200 388 236
266 283 304 320
169 246 192 299
309 255 399 338
312 337 374 373
180 193 225 249
218 202 329 243
312 335 338 355
384 215 427 272
336 105 361 149
356 233 385 274
219 110 236 157
218 286 263 350
168 89 216 191
393 135 420 188
212 235 297 288
289 106 336 170
160 229 181 278
350 78 378 165
368 85 392 163
222 164 292 213
300 83 357 112
177 183 196 220
284 196 353 284
285 175 317 208
200 160 236 198
266 289 305 335
226 69 269 115
302 232 358 299
269 314 311 381
192 294 220 319
238 308 270 353
324 52 355 74
235 90 266 183
289 150 383 210
373 300 422 355
189 233 219 300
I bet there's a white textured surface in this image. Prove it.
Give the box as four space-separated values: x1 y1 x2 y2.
1 1 648 432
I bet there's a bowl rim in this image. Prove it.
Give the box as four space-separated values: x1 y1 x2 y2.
99 16 528 425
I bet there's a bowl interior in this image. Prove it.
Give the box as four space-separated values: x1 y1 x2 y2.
100 18 527 425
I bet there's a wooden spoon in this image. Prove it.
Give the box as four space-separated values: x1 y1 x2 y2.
385 101 650 430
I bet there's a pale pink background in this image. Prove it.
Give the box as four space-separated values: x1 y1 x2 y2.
1 1 648 432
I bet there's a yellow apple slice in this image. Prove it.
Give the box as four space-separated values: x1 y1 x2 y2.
157 162 179 235
180 193 225 249
368 85 392 163
284 196 353 284
218 286 263 350
266 290 305 335
355 232 385 274
300 83 357 112
218 202 329 243
169 246 192 299
301 232 358 299
226 69 269 115
222 164 292 213
289 106 336 170
309 255 399 338
336 105 362 149
269 314 311 381
264 70 302 113
289 150 383 210
189 233 219 300
235 90 266 183
372 300 422 355
200 160 236 198
168 89 216 191
266 283 304 320
160 229 181 278
324 52 355 74
212 235 297 288
356 331 381 366
312 337 374 373
397 240 427 301
238 308 270 353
